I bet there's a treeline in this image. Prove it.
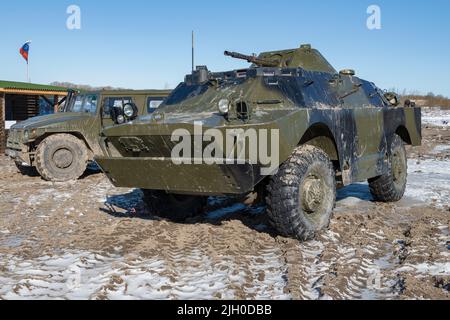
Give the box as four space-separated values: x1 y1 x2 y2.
398 92 450 108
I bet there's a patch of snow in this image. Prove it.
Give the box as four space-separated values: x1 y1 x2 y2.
0 250 290 300
422 108 450 127
431 145 450 154
406 159 450 208
397 262 450 276
335 159 450 209
0 235 24 248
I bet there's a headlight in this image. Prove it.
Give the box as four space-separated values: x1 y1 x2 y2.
153 113 164 121
218 99 230 115
123 104 135 118
116 115 125 124
23 130 29 141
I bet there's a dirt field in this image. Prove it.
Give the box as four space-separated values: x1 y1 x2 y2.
0 112 449 300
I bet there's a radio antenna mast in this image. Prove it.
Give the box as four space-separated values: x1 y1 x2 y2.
191 31 195 72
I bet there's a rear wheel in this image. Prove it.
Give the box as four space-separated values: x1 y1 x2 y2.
142 190 207 221
35 134 88 182
369 134 407 202
266 145 336 241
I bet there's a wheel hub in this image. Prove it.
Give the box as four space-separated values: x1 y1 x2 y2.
53 148 73 169
302 176 324 214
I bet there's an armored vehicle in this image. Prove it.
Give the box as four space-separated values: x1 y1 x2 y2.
6 90 171 182
95 45 421 241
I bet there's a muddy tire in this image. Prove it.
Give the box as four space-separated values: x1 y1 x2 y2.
35 134 88 182
369 134 407 202
14 161 38 177
142 190 207 222
266 145 336 241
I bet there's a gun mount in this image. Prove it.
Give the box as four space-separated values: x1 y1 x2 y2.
226 44 337 73
224 51 280 67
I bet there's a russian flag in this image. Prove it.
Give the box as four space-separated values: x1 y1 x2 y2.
20 41 31 63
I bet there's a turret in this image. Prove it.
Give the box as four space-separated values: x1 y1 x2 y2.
224 51 280 67
225 44 337 73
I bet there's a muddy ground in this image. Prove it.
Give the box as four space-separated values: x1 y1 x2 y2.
0 125 449 300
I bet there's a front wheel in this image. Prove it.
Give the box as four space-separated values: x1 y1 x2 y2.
266 145 336 241
35 134 88 182
142 190 207 222
369 134 407 202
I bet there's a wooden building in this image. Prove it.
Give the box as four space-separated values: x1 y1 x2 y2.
0 81 70 153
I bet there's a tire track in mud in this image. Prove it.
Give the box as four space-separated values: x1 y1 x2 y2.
149 219 289 299
75 203 291 300
276 203 406 300
132 199 448 300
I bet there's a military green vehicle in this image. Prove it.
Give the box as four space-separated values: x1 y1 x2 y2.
6 90 171 182
95 44 421 241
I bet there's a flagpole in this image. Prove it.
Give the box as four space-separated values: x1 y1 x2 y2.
21 40 31 82
27 41 31 82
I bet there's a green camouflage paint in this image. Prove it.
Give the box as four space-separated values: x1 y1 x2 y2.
95 45 421 196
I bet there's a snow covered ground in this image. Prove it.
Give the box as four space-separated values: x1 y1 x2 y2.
406 159 450 208
336 159 450 209
1 152 447 300
422 108 450 127
0 250 289 300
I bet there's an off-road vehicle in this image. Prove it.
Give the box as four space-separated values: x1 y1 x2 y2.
6 90 170 182
95 45 421 241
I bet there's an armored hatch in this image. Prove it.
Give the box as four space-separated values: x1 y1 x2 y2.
254 44 337 73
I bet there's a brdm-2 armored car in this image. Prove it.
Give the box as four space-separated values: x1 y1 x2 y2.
95 45 421 241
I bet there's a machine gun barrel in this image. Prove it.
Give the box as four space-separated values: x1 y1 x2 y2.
224 51 279 67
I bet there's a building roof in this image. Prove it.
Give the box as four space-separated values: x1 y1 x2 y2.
0 80 70 96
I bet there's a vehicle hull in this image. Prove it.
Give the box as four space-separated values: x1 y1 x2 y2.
96 107 421 195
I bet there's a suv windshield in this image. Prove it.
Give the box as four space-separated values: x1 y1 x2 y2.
65 94 99 114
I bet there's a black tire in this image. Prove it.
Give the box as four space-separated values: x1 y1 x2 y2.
369 134 407 202
35 134 88 182
14 161 38 177
266 145 336 241
142 189 207 222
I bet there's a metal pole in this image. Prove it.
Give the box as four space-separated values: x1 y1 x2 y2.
192 31 194 72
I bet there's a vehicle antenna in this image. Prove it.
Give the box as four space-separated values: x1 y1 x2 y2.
192 30 195 72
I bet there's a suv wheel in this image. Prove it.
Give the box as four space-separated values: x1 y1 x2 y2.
369 134 407 202
266 145 336 241
35 134 88 182
142 190 207 221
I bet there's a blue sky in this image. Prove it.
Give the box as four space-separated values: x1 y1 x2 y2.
0 0 449 96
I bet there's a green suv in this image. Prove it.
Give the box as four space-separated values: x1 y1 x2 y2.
6 89 171 182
